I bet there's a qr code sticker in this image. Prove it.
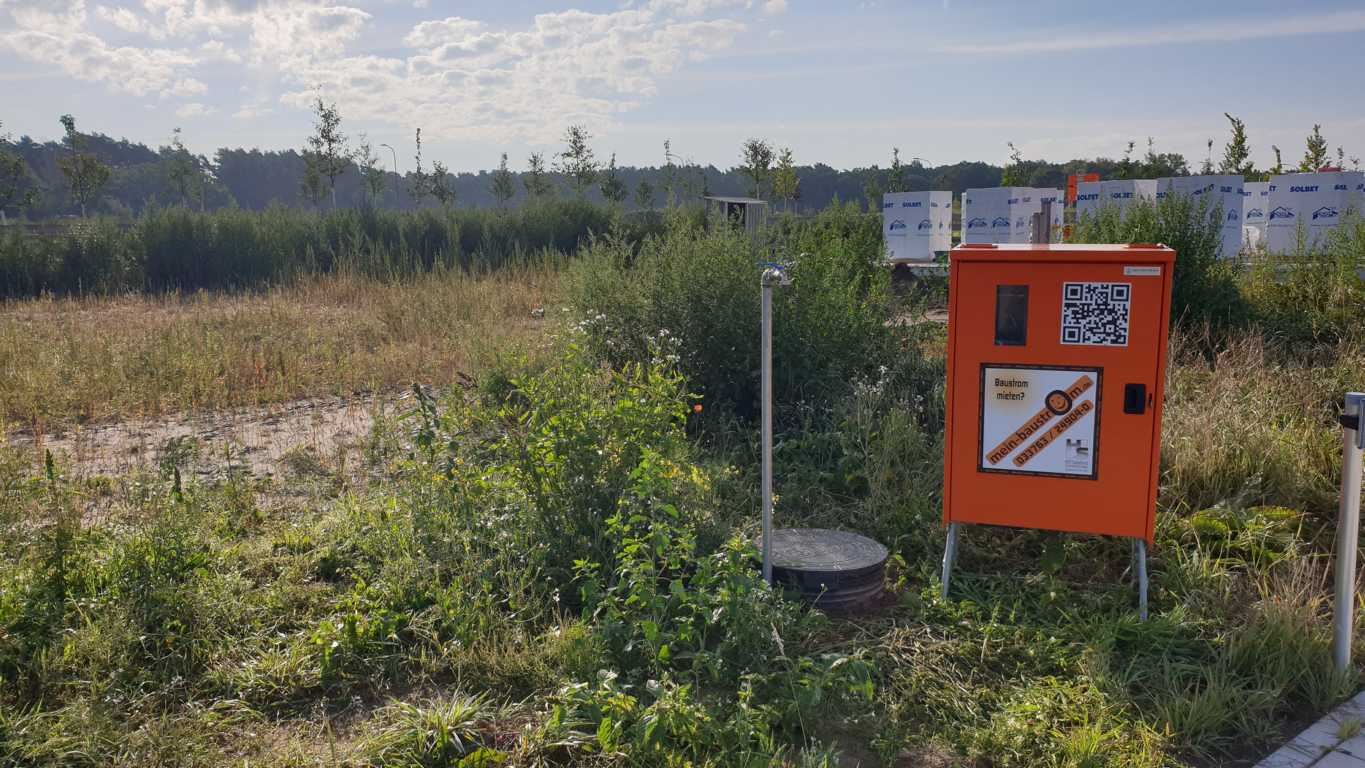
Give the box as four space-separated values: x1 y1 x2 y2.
1060 282 1131 346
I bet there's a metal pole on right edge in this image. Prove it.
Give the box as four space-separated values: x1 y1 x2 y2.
761 276 774 584
1334 392 1365 673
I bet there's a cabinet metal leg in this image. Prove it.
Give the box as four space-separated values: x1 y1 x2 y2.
1134 538 1149 622
941 523 960 599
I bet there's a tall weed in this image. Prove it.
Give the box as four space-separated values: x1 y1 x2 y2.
1072 194 1246 328
570 207 903 426
0 200 649 297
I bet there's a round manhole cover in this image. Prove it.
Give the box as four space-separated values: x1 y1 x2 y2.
769 528 888 572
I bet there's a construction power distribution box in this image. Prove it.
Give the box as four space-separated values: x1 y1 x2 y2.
942 244 1175 546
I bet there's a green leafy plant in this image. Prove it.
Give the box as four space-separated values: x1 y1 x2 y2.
1071 193 1246 329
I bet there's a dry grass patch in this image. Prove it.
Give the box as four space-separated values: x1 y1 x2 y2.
0 267 559 428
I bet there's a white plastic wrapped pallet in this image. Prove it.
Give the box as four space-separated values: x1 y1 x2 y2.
926 191 952 253
961 187 1013 244
1075 181 1102 222
882 192 911 261
1266 172 1365 253
1242 182 1269 249
1099 180 1157 218
1167 175 1245 258
1003 188 1062 244
1006 189 1036 244
882 191 952 261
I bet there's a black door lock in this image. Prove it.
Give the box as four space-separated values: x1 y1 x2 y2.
1124 383 1147 415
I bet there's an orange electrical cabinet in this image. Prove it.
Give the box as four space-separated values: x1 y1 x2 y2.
942 243 1175 544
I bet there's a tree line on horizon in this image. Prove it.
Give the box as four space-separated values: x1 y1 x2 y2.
0 103 1355 223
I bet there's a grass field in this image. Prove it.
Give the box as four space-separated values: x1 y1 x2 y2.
0 267 558 429
2 207 1364 767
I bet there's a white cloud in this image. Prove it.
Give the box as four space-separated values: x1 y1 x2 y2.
175 101 213 118
3 0 767 142
935 8 1365 55
199 39 241 63
232 103 270 120
95 4 150 34
278 4 753 141
6 0 87 32
403 16 484 48
1 28 198 96
168 76 207 96
248 4 370 66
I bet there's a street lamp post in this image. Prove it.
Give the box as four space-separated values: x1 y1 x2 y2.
379 143 399 176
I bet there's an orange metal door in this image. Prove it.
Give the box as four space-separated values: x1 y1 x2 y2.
946 259 1166 540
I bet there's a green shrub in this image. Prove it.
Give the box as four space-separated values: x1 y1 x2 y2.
406 334 701 586
1071 194 1247 328
570 207 900 425
0 200 651 297
1241 213 1365 344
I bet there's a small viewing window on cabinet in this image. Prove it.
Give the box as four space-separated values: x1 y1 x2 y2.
994 285 1029 346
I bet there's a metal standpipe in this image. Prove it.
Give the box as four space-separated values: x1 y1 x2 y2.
1334 392 1365 673
760 264 791 584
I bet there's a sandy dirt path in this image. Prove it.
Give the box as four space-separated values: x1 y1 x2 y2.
4 392 403 479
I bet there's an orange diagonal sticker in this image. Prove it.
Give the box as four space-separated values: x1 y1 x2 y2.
986 374 1094 465
1012 399 1094 467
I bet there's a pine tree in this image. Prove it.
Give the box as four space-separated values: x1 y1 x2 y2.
1299 124 1328 172
772 146 799 212
633 179 654 210
599 153 626 206
1270 145 1284 175
887 147 907 193
303 98 348 208
523 152 551 199
355 135 388 204
0 120 37 224
429 161 454 208
738 138 773 198
490 152 514 207
1218 113 1255 177
164 127 200 208
555 125 597 196
300 160 324 207
56 114 111 217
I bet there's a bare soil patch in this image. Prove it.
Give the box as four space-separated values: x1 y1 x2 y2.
5 392 401 480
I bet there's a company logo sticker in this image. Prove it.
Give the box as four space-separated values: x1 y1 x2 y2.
1123 265 1162 276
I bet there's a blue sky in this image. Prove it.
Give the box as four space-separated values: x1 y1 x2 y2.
1 0 1362 173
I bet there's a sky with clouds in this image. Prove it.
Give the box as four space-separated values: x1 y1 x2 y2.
1 0 1363 173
